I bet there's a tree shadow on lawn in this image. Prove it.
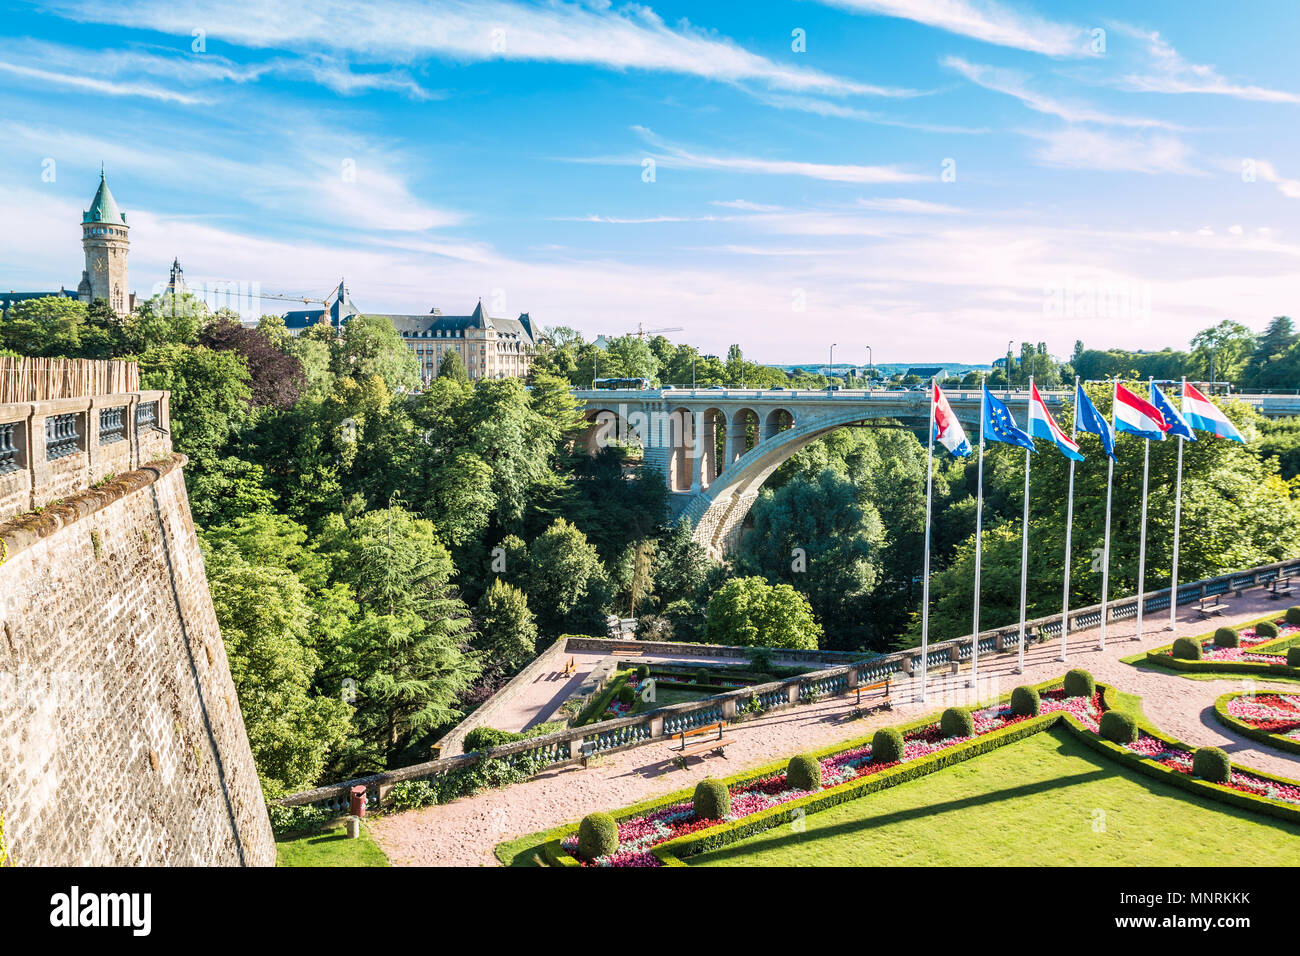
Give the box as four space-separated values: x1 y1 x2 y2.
687 767 1113 867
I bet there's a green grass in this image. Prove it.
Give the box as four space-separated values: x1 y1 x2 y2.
632 686 713 714
686 728 1300 867
276 823 391 867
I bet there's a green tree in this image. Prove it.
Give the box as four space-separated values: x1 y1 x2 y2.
703 576 822 649
0 296 91 356
138 343 251 467
1191 320 1255 384
525 518 610 637
338 314 420 392
438 348 469 384
474 579 538 682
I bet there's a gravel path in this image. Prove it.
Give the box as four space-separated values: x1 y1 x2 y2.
370 592 1300 866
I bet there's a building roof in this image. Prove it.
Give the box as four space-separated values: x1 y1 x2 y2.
83 170 126 226
905 366 946 379
0 289 79 311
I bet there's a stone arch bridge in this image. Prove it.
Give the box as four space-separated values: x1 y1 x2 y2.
575 387 1018 558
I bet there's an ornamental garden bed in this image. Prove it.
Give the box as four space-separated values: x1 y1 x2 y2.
1215 691 1300 756
1138 612 1300 678
508 676 1300 868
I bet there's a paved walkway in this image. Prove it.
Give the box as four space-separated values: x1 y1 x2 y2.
370 592 1300 866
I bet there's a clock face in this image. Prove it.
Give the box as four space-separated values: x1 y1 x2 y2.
93 259 107 272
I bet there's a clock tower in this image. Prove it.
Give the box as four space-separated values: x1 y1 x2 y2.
77 169 132 317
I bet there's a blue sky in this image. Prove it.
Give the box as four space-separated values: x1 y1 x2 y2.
2 0 1299 363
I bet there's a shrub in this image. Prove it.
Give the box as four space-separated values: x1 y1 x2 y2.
872 727 905 764
635 665 650 680
695 668 710 685
1192 746 1231 783
1171 637 1203 660
577 812 619 861
1214 627 1239 648
1063 668 1095 698
940 707 975 738
747 648 774 673
1098 710 1137 744
463 726 521 753
786 754 822 791
1289 647 1300 668
693 778 731 819
752 673 775 684
386 780 439 813
1255 620 1279 639
617 684 636 705
1010 685 1041 717
1288 606 1300 626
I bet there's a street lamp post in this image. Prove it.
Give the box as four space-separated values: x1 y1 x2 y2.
866 345 873 390
830 343 837 383
1006 340 1014 397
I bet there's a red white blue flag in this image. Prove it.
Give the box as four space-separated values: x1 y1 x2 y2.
1028 382 1083 461
1114 382 1169 441
1182 383 1245 443
932 383 971 457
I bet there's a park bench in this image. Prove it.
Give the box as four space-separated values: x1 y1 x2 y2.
851 678 892 718
1196 597 1229 618
667 721 734 769
1269 578 1293 600
561 656 576 676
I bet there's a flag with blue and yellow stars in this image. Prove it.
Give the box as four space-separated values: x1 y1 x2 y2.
982 387 1036 451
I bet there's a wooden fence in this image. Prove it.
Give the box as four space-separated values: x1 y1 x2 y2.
0 358 140 404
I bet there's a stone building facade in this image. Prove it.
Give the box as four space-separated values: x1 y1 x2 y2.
282 280 538 382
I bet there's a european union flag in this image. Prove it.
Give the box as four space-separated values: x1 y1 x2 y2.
1150 382 1195 441
982 387 1035 451
1074 383 1116 459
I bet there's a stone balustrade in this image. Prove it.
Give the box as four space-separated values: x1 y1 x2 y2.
0 390 171 521
278 556 1300 815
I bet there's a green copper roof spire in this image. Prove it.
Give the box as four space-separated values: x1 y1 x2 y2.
83 169 126 226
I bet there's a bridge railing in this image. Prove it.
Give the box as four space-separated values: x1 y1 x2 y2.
277 555 1300 817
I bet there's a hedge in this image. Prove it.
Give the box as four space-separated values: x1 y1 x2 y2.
1256 621 1279 639
693 778 731 819
1193 747 1231 784
1063 669 1095 698
1099 710 1137 744
577 813 619 861
1213 692 1300 757
872 727 905 763
1288 606 1300 626
786 754 822 791
526 680 1300 868
1171 637 1202 661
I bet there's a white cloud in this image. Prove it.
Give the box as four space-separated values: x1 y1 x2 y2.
621 127 929 184
711 199 783 212
942 56 1179 128
816 0 1090 56
1252 160 1300 199
1114 25 1300 104
753 91 990 133
46 0 886 98
1029 127 1199 175
0 59 209 104
856 197 964 214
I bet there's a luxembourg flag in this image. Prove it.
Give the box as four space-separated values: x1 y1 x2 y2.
1028 382 1083 461
1182 383 1246 443
933 383 971 457
1114 383 1169 441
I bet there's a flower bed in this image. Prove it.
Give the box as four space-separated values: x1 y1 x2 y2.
528 680 1300 869
1142 616 1300 677
557 686 1102 867
1214 691 1300 756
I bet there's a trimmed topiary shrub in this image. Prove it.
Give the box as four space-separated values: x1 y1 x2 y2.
577 812 619 861
1192 746 1231 783
1287 606 1300 627
1255 620 1279 639
872 727 905 764
693 778 731 819
1010 685 1041 717
940 707 975 738
1099 710 1137 744
1214 627 1239 648
1289 647 1300 668
694 668 710 685
786 754 822 791
617 684 636 705
1172 637 1203 660
635 665 650 680
1063 668 1095 698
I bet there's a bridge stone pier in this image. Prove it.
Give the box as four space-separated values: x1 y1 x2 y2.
576 387 993 558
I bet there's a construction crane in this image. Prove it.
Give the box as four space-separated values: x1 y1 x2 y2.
627 323 683 339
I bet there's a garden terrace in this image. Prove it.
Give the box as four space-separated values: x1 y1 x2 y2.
281 559 1300 824
1137 612 1300 679
1215 691 1300 756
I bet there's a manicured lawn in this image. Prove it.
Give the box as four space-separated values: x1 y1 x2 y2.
632 686 712 714
687 728 1300 867
277 824 391 867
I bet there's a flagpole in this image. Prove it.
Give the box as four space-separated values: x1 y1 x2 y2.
1136 377 1153 643
1060 375 1079 662
1169 376 1186 630
920 379 937 703
971 376 986 690
1099 380 1115 650
1016 378 1033 674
